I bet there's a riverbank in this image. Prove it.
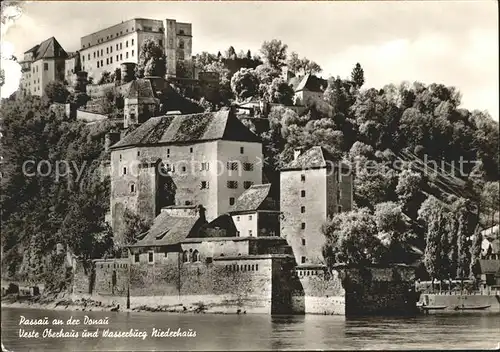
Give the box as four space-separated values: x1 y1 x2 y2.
0 294 240 314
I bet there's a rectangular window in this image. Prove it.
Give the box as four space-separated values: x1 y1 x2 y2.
110 46 113 53
120 43 123 50
301 206 305 213
106 48 109 54
132 50 134 57
200 181 209 189
116 55 119 61
240 147 244 154
116 44 119 50
243 181 253 189
337 189 341 201
96 51 99 58
301 222 306 230
123 167 127 175
88 54 90 60
243 163 253 171
110 57 113 64
301 190 306 197
229 197 235 206
159 39 163 46
120 54 123 60
44 63 48 71
130 184 135 193
137 151 140 156
97 61 100 68
101 60 103 67
148 252 154 263
337 205 342 213
301 256 306 264
126 52 129 59
134 254 140 263
106 58 109 65
227 161 239 171
302 239 306 246
190 147 193 153
227 181 238 189
249 230 253 236
132 39 134 45
101 49 103 56
301 174 306 182
126 40 129 48
200 162 209 171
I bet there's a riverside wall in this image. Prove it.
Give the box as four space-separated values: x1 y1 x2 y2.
73 258 417 316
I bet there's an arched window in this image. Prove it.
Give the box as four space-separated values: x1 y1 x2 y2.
192 250 200 262
178 39 185 49
182 250 189 263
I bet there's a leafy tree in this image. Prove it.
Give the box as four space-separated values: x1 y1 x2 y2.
226 46 236 59
97 71 113 85
351 63 365 88
263 77 294 105
136 39 166 78
374 202 417 263
287 51 322 75
260 39 288 70
44 81 70 103
322 208 385 266
396 168 423 205
121 209 152 248
230 68 259 101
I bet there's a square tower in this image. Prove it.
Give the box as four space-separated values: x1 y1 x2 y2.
280 147 352 265
164 19 192 77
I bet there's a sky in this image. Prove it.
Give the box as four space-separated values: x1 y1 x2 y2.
1 1 498 120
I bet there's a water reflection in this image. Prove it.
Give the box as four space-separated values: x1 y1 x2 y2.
1 308 499 351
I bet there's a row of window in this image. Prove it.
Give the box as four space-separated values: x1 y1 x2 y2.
225 264 259 272
98 263 128 269
297 270 321 276
82 28 136 48
95 51 134 68
235 215 253 221
166 146 246 156
201 180 253 190
158 162 254 173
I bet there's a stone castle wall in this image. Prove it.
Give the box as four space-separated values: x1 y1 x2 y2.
73 258 416 316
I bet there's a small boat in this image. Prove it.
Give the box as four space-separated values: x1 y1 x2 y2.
418 304 447 310
454 305 491 311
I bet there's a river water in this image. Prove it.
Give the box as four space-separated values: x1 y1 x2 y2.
1 307 499 351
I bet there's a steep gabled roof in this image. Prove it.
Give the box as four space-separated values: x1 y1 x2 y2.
282 146 339 171
121 79 158 104
228 184 276 213
24 45 40 54
294 74 327 93
130 212 205 247
110 110 261 150
31 37 68 61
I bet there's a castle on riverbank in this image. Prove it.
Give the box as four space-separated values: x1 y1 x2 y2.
70 105 417 316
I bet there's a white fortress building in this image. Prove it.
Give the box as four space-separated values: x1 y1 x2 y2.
79 18 192 80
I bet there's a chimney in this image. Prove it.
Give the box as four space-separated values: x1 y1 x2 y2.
294 147 303 161
197 205 206 222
